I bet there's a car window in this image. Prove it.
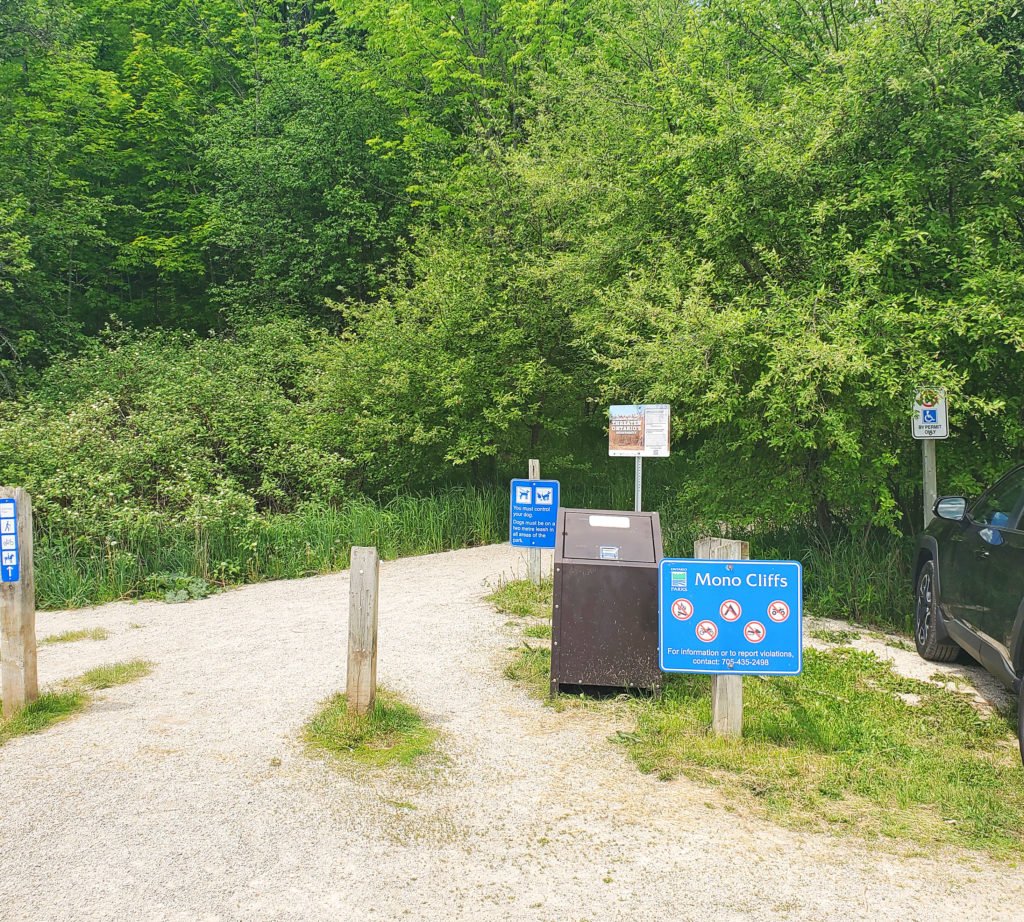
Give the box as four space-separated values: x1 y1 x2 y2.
971 467 1024 530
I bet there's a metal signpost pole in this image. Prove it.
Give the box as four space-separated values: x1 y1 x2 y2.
634 456 642 513
528 459 542 585
912 387 948 530
922 439 937 529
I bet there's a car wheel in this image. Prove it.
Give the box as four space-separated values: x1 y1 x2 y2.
914 559 960 663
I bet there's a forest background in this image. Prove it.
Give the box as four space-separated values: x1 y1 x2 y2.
1 0 1022 624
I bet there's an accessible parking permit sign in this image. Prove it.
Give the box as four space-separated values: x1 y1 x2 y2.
659 558 802 676
509 479 560 549
0 497 20 583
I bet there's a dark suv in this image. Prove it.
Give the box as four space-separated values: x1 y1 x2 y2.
913 464 1024 758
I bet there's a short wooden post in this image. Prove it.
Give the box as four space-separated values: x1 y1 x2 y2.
528 458 542 586
695 536 749 739
346 546 379 716
1 487 38 719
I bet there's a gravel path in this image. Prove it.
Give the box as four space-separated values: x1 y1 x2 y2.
0 543 1020 921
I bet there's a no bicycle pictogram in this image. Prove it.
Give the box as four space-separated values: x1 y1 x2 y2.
719 599 742 621
743 621 766 644
695 620 718 643
767 600 790 623
671 598 694 621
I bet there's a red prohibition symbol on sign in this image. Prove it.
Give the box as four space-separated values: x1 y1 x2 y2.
767 600 790 623
719 599 742 622
743 621 766 644
695 620 718 643
671 598 694 621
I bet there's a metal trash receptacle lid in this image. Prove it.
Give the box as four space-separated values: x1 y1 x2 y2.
560 511 657 563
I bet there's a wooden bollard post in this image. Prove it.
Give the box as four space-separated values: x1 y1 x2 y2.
1 487 38 719
528 458 542 586
695 536 749 739
346 546 379 716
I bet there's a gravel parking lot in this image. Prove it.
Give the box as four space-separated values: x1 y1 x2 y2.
0 544 1020 921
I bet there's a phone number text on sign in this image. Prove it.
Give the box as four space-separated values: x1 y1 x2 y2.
658 559 803 676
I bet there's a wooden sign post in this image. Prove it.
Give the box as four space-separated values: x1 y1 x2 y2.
695 536 749 739
1 487 38 719
528 458 542 586
346 546 379 716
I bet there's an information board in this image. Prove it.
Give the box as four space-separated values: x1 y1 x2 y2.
912 386 949 439
608 405 671 458
659 558 802 676
0 497 20 583
509 479 560 548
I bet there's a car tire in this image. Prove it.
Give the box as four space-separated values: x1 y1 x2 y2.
914 559 960 663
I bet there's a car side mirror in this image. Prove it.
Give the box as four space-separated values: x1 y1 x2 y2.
934 496 968 522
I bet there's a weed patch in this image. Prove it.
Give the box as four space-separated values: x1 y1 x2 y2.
809 628 859 645
0 691 87 745
0 658 152 746
304 689 437 768
40 627 110 645
79 659 153 690
487 578 552 619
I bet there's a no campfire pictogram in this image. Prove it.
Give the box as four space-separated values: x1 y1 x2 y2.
767 600 790 623
671 598 694 621
719 599 742 621
743 620 766 644
695 620 718 643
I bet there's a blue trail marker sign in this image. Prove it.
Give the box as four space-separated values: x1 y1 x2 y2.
0 497 20 582
509 479 560 549
659 558 802 676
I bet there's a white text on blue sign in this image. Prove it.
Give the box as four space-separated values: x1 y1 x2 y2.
509 479 560 549
659 559 803 676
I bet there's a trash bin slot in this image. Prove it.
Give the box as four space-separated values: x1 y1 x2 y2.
562 512 656 563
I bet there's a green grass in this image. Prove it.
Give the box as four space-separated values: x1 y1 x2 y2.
809 628 860 645
0 658 153 746
486 578 552 619
78 659 153 690
495 578 1024 857
39 626 110 645
0 691 88 745
34 489 507 610
304 688 438 768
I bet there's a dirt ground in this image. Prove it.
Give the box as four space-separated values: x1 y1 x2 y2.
0 544 1021 922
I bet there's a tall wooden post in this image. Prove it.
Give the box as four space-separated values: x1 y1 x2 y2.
695 536 749 739
1 487 38 719
346 546 379 716
528 458 542 586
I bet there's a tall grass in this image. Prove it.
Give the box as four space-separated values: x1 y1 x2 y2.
33 475 914 630
35 489 507 610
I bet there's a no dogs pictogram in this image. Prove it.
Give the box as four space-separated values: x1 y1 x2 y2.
719 599 742 621
743 621 766 644
671 598 694 621
695 620 718 643
767 600 790 623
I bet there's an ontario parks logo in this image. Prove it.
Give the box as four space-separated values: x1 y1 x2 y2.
671 568 688 591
